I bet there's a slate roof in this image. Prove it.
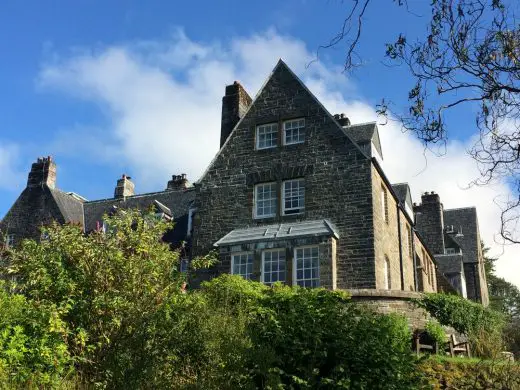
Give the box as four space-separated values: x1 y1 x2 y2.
391 183 411 206
49 188 85 226
443 207 480 264
342 122 383 159
83 189 196 233
435 254 464 274
214 219 339 246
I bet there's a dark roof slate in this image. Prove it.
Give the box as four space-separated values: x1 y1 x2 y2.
49 189 85 226
343 122 383 159
443 207 480 264
83 189 195 233
391 183 410 206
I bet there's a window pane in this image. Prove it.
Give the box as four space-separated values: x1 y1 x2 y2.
232 253 253 280
294 246 319 288
284 118 305 145
256 123 278 149
283 179 304 215
262 249 286 286
255 183 277 218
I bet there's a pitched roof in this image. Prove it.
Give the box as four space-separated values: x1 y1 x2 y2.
435 254 464 274
443 207 480 264
199 59 370 183
83 189 196 233
391 183 411 207
343 122 383 159
49 188 85 226
214 219 339 246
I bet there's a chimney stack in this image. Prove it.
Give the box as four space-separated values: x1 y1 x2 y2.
114 174 135 198
220 81 252 147
334 113 351 127
27 156 56 189
167 174 191 190
413 191 445 255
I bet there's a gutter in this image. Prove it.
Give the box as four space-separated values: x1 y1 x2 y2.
397 204 405 290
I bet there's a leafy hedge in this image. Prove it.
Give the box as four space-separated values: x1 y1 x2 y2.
415 293 505 357
419 356 520 390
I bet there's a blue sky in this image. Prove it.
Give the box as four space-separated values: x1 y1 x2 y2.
0 1 517 285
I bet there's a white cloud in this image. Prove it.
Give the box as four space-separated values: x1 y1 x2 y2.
0 143 23 191
38 29 519 288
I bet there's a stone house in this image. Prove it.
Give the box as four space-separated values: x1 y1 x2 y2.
0 60 488 306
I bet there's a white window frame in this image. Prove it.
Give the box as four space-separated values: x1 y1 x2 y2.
283 118 305 145
261 249 286 285
231 252 254 279
282 179 305 215
256 123 278 150
445 248 457 255
254 182 277 219
293 245 320 288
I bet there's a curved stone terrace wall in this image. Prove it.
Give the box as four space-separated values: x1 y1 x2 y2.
348 289 430 330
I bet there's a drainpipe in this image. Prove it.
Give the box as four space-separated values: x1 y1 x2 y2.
397 205 404 290
411 228 418 291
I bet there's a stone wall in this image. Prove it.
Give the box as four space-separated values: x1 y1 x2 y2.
193 62 377 289
349 289 431 330
372 167 402 290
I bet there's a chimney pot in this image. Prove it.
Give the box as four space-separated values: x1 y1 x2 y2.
114 174 135 198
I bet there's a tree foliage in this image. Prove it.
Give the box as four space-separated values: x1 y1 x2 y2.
322 0 520 242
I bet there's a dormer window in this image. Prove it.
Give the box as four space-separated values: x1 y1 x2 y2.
256 123 278 149
445 248 457 255
283 118 305 145
282 179 305 215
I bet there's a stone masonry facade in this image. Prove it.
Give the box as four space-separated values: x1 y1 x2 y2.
1 60 488 308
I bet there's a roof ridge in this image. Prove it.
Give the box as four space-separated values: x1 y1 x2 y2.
85 187 195 204
345 121 377 127
444 206 476 212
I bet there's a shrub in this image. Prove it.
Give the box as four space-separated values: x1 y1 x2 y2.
415 293 505 358
425 319 447 345
0 285 71 387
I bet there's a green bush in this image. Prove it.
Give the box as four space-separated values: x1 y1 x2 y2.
0 284 71 388
425 319 447 345
415 293 505 357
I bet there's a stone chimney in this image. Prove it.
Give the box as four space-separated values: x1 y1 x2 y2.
27 156 56 189
334 113 351 127
220 81 252 147
413 191 445 255
167 174 190 190
114 174 135 198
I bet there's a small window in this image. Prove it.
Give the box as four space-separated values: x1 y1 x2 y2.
381 186 389 223
5 234 15 248
406 225 413 257
282 179 305 215
445 248 456 255
283 118 305 145
231 253 253 279
384 256 391 290
262 249 286 285
256 123 278 149
179 258 189 273
294 246 319 287
254 182 277 218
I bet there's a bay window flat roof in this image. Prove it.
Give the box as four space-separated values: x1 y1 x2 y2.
214 219 339 247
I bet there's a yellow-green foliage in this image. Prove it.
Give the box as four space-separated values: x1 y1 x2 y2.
419 356 520 389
